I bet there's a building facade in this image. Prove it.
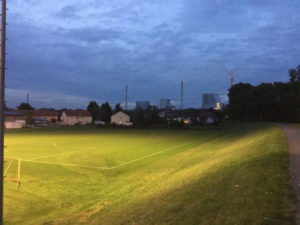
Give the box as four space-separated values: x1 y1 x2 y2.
202 93 220 109
159 98 171 109
18 109 58 125
5 111 26 129
111 111 132 126
61 110 92 125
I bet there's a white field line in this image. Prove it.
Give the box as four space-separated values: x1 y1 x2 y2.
14 141 195 170
108 141 195 169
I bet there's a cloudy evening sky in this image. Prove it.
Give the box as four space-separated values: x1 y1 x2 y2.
6 0 300 109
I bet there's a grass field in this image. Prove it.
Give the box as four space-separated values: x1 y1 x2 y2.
3 123 295 225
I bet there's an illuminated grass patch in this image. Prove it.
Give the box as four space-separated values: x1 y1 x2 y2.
4 124 295 225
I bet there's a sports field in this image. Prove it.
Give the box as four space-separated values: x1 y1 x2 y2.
3 123 295 225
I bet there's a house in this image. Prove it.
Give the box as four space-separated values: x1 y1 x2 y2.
111 111 132 126
61 110 92 125
18 109 58 124
164 110 196 125
197 112 217 124
5 111 26 129
31 110 58 123
34 118 49 127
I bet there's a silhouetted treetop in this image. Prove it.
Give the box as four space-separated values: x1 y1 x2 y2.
17 102 34 110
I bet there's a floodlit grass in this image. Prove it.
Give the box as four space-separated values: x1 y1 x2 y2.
3 123 295 225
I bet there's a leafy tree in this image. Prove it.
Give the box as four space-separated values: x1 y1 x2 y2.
228 65 300 122
115 103 122 112
132 107 145 126
17 102 34 110
256 83 276 121
25 115 34 125
228 83 257 120
289 65 300 83
144 106 160 125
100 102 112 123
87 101 101 121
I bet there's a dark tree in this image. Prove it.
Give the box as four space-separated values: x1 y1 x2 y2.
256 83 276 121
115 103 122 113
289 65 300 83
228 65 300 122
144 106 160 125
228 83 257 120
87 101 101 121
132 107 145 126
100 102 112 123
17 102 34 110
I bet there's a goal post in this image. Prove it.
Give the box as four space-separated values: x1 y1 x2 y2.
3 158 21 188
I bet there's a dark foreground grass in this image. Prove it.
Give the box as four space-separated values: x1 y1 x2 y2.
4 123 295 225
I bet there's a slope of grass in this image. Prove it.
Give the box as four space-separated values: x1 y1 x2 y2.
3 123 295 225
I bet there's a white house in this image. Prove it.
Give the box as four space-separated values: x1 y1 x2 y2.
5 111 26 129
111 111 132 126
61 110 92 126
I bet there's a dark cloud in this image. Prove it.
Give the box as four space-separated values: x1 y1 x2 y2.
57 5 78 18
5 0 300 108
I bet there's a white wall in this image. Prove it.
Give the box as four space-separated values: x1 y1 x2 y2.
5 120 26 129
111 112 131 126
61 112 92 125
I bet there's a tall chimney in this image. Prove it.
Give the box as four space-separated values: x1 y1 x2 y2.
180 80 183 110
230 73 234 87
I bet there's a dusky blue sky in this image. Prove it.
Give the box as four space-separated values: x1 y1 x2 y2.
6 0 300 109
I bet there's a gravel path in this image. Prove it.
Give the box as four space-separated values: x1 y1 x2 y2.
282 126 300 224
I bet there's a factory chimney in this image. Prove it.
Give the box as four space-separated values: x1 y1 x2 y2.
230 73 234 87
180 80 183 110
125 84 128 110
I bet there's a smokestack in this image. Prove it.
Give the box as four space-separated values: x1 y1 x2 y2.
180 80 183 110
125 84 128 110
230 73 234 87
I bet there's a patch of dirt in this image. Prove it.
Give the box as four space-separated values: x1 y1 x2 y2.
282 126 300 225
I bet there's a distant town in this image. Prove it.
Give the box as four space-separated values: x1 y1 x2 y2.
5 92 224 129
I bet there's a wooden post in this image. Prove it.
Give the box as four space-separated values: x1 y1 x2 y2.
17 160 21 188
3 159 12 177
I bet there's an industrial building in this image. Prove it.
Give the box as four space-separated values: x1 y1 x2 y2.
202 93 220 109
159 98 172 109
136 101 150 110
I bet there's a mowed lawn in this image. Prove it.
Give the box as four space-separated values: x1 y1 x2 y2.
3 123 295 225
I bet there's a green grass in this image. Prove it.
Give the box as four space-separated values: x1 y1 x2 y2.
3 123 295 225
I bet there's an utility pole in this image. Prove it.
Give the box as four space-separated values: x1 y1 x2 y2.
125 84 128 110
0 0 7 223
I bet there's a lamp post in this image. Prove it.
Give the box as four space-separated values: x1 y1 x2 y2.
0 0 7 224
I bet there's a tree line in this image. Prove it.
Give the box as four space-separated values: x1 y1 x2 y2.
228 65 300 122
87 101 116 123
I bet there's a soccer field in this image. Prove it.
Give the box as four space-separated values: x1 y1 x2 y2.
3 124 295 225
